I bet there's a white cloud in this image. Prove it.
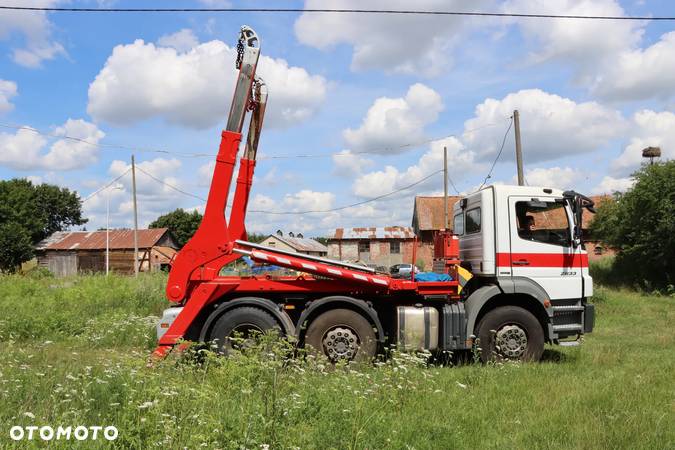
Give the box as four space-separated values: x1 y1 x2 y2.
343 83 443 153
612 109 675 176
591 31 675 102
519 166 584 189
294 0 490 76
462 89 625 163
0 119 104 171
332 150 374 177
109 157 183 197
43 120 105 170
593 175 634 194
282 190 335 213
90 157 201 228
0 80 18 114
503 0 642 77
0 0 66 68
247 190 339 235
157 29 199 53
87 37 327 129
352 137 477 198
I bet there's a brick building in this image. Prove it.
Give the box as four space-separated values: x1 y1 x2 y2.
411 196 461 268
327 227 416 269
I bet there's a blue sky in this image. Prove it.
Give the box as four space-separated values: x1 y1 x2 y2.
1 0 674 236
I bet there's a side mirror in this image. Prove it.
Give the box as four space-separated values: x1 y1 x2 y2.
573 237 581 248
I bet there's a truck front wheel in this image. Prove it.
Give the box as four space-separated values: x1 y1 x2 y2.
476 306 544 362
305 309 377 363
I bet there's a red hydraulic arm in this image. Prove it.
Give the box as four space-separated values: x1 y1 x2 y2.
165 26 261 305
155 26 263 357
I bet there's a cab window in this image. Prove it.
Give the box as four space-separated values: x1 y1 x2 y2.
453 212 464 235
516 200 570 247
466 208 481 234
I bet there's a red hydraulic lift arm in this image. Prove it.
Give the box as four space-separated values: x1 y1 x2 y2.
165 26 261 304
229 79 267 242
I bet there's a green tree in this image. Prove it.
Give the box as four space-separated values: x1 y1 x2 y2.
246 232 267 243
591 161 675 289
0 223 33 273
149 209 203 248
0 179 86 272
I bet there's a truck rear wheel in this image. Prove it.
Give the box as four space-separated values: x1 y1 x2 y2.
305 309 377 363
476 306 544 362
210 307 280 355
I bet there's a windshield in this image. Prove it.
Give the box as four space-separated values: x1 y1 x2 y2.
515 200 571 247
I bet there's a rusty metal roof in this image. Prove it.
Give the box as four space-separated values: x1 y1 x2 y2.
328 226 416 240
412 196 462 231
36 228 173 251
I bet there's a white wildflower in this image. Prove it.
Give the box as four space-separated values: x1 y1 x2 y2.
138 400 157 410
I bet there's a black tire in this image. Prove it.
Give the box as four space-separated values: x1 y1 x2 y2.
305 308 377 363
476 306 544 363
209 307 280 355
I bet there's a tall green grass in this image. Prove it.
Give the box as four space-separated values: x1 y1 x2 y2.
0 274 673 449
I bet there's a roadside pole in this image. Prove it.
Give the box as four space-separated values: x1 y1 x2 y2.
131 155 139 277
514 109 524 186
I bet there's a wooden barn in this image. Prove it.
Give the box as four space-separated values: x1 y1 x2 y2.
35 228 178 276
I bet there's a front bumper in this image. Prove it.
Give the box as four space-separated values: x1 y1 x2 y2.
156 307 183 340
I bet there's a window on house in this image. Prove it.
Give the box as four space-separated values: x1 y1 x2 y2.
358 241 370 253
390 241 400 254
466 208 481 234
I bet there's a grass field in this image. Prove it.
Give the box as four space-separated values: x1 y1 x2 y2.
0 273 673 449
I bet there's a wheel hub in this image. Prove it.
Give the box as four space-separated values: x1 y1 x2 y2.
495 325 528 359
323 327 359 361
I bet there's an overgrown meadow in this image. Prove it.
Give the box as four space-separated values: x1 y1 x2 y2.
0 272 673 449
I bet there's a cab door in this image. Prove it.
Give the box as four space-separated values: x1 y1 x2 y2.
507 196 583 300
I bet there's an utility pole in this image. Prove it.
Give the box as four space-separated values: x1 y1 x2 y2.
131 155 139 277
443 146 448 229
513 109 524 186
105 184 123 275
106 188 111 276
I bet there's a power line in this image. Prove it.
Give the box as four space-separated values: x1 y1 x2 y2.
0 123 212 159
81 168 130 203
134 166 207 202
135 165 443 215
249 169 444 215
261 120 509 160
0 119 509 161
476 116 514 192
0 6 672 20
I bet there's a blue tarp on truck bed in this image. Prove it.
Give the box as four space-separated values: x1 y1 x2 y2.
415 272 453 282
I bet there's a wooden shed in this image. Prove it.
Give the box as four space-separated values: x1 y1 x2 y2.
35 228 178 276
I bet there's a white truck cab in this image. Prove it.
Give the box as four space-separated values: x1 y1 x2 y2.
454 185 596 360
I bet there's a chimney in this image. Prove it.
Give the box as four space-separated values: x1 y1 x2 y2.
276 229 283 237
297 233 303 238
289 232 295 238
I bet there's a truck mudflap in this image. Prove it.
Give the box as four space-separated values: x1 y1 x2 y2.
584 303 595 333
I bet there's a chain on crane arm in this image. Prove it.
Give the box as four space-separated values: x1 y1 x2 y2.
235 25 258 69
